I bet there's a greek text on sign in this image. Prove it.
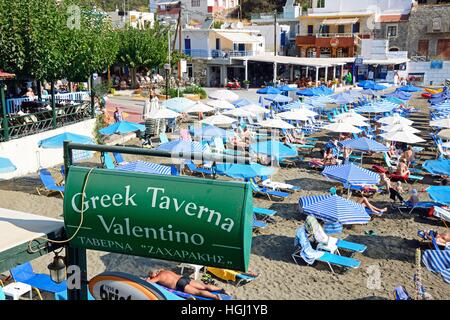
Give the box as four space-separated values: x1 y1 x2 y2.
63 167 253 271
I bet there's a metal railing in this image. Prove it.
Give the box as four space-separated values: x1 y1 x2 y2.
183 49 257 59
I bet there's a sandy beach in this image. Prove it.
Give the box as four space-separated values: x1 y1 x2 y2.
1 91 449 300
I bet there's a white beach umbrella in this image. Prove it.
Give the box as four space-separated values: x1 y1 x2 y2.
438 129 450 140
377 113 413 126
209 89 239 102
335 110 369 122
380 129 425 144
277 111 310 121
186 102 215 113
291 106 318 118
323 121 362 134
381 123 421 134
258 118 295 129
340 117 370 127
202 114 237 126
240 104 270 115
147 108 180 119
430 117 450 129
223 108 254 118
205 99 235 110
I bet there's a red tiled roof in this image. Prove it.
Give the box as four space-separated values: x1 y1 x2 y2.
0 70 15 80
379 14 409 23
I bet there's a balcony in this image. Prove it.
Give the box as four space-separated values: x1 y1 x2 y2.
183 49 257 59
296 33 371 47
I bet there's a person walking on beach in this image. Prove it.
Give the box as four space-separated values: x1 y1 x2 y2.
145 269 226 300
113 107 123 123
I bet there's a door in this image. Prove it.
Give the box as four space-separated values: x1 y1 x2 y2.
238 43 245 54
437 39 450 59
215 38 221 50
184 38 191 56
418 39 429 58
307 25 314 36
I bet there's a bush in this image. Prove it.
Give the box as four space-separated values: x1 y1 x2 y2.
183 85 207 99
93 113 107 145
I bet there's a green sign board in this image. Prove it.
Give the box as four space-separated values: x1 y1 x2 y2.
63 167 253 271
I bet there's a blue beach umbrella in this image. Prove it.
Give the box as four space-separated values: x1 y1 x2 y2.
257 86 281 95
39 132 93 148
330 93 355 105
322 163 380 188
423 159 450 176
398 84 422 93
162 97 196 112
299 194 371 225
99 121 145 135
339 137 389 153
192 125 231 140
224 163 275 179
116 160 172 175
358 80 375 88
233 98 257 107
250 140 298 159
264 94 293 103
278 85 297 92
426 186 450 206
296 88 318 96
364 82 388 91
384 90 412 101
0 157 17 173
156 140 208 154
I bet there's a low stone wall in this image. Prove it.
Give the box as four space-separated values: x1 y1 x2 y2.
408 61 450 86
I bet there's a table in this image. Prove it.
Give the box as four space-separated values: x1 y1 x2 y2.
3 282 32 300
179 264 204 280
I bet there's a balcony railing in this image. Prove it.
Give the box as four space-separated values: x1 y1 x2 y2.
183 49 257 59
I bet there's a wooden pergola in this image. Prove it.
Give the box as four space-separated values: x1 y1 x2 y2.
0 70 16 141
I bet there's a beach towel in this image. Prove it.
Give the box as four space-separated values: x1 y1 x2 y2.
422 250 450 284
206 267 237 282
294 227 324 265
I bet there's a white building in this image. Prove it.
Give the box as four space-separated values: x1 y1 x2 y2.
156 0 239 22
107 10 155 29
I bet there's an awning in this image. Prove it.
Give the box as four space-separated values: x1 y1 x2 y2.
233 55 347 67
322 18 359 25
217 32 261 43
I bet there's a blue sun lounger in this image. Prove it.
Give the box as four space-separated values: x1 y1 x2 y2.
292 227 361 273
36 169 65 198
253 207 277 217
250 179 289 200
253 213 268 229
103 152 116 169
185 161 213 178
113 152 127 165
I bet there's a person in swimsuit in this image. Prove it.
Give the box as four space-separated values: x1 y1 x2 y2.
146 269 226 300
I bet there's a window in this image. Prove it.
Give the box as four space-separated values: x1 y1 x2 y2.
215 38 220 50
352 22 360 33
338 25 345 34
386 25 397 38
191 0 200 7
437 39 450 59
187 64 193 78
418 39 429 57
307 25 314 36
306 47 316 58
317 0 325 8
320 25 330 35
320 47 331 57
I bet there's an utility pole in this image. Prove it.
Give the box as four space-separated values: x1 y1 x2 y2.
273 10 278 85
177 1 182 82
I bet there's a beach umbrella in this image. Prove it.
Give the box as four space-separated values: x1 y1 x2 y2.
209 89 239 102
192 125 232 140
250 140 298 159
322 163 380 192
278 85 297 92
277 111 310 121
358 80 375 88
224 163 276 179
360 89 382 96
185 102 214 114
323 121 362 134
256 86 281 95
380 129 425 144
299 194 371 225
162 97 196 112
205 99 235 110
381 123 421 134
258 118 295 129
334 110 369 122
423 159 450 176
223 108 254 118
340 117 370 127
0 157 17 173
38 132 93 148
202 114 237 126
264 94 293 103
355 104 392 113
377 113 413 126
296 88 318 96
339 137 389 153
289 105 318 118
147 108 180 119
430 117 450 129
156 140 209 154
116 160 172 175
233 98 256 107
426 186 450 206
398 84 422 93
240 104 270 115
330 92 356 104
384 90 412 101
362 82 387 91
99 121 145 135
438 129 450 140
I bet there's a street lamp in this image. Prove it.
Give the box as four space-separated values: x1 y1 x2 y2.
47 250 66 283
164 63 171 100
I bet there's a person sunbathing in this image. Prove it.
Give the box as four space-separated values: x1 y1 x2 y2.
380 173 405 203
323 148 339 166
395 159 410 177
285 132 305 145
400 146 415 165
358 196 388 216
419 230 450 247
145 269 226 300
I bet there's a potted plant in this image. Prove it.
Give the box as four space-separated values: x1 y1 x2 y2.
243 80 250 90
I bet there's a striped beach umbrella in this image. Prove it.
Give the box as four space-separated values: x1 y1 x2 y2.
322 163 380 188
116 160 172 175
339 137 389 153
299 194 370 225
422 250 450 284
156 140 209 154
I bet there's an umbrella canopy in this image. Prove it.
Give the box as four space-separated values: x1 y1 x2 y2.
202 114 237 126
116 160 172 175
233 98 257 107
362 82 387 91
99 121 145 135
339 117 370 127
426 186 450 206
39 132 93 148
277 110 310 121
278 85 297 92
240 104 270 115
296 88 318 96
256 86 281 95
206 99 235 110
147 108 180 119
398 84 422 92
185 102 215 113
330 92 356 104
192 125 231 140
264 94 293 103
0 157 17 173
355 104 393 113
250 140 298 158
381 124 420 134
358 80 375 88
299 194 371 225
162 97 196 112
380 129 425 144
438 129 450 140
156 140 208 154
258 118 295 129
423 159 450 176
322 163 380 186
339 137 389 153
360 89 382 96
323 121 362 133
289 106 318 118
224 163 276 179
377 113 413 126
223 108 254 118
209 89 239 102
430 117 450 129
334 110 369 122
384 90 412 101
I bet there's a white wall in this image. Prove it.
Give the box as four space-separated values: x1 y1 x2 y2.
408 61 450 86
180 30 210 51
310 0 412 14
246 24 288 54
361 39 389 59
0 119 96 180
